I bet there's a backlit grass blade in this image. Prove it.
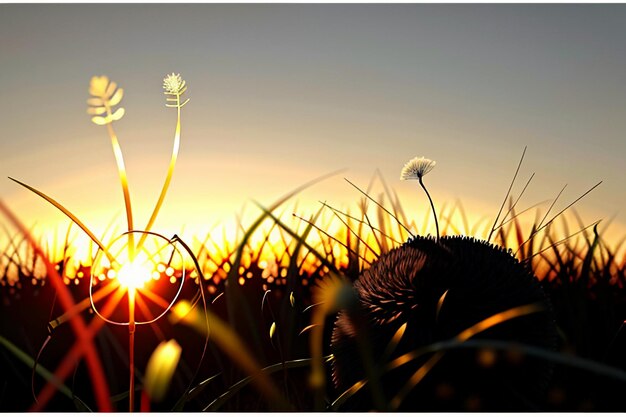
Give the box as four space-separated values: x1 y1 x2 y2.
320 201 402 246
345 177 414 239
292 213 371 266
7 177 114 263
0 335 73 400
514 180 603 256
488 146 526 242
254 202 338 274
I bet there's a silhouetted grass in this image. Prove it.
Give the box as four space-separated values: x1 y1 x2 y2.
1 177 625 411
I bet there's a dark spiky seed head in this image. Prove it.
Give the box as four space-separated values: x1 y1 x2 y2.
331 235 557 411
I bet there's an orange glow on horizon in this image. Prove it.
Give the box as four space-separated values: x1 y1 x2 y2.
2 193 624 288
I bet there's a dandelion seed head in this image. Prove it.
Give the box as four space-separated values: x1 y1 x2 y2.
400 156 436 181
163 73 185 95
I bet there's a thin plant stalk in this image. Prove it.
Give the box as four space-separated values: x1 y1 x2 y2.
488 146 526 242
136 74 188 252
141 96 181 238
106 116 136 412
104 111 135 257
128 288 136 412
419 177 439 241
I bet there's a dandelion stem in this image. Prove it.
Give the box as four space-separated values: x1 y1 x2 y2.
139 96 182 251
419 177 439 241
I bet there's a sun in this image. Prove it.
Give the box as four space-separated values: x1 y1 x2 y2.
114 260 153 290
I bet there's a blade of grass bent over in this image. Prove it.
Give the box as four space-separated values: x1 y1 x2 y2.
7 177 114 263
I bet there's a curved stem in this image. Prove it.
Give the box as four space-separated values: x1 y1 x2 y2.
138 95 182 252
419 177 439 241
105 114 135 256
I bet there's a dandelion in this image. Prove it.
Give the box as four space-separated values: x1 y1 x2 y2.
136 73 190 252
163 73 185 96
401 156 439 241
163 73 190 108
400 156 436 181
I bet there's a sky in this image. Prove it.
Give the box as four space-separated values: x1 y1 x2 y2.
1 4 625 251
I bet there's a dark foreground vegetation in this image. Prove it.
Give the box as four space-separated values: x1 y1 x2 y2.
1 190 626 412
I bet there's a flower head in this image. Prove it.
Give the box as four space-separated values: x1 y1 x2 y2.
330 235 557 409
87 75 125 125
89 75 110 97
163 73 186 95
400 156 436 181
163 73 189 108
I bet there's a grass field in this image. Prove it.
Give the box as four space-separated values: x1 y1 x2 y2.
1 74 625 412
1 178 625 411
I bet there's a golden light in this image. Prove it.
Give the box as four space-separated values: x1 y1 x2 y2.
143 339 182 402
90 231 186 326
115 260 154 290
170 300 195 324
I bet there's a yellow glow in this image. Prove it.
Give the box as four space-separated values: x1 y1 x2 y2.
143 339 182 402
170 300 195 324
116 260 153 290
3 187 626 284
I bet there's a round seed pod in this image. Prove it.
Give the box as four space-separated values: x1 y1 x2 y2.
330 235 557 411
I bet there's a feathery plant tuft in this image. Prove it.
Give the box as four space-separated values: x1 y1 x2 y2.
400 156 439 241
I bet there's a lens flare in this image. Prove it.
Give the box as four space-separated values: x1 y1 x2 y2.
116 260 153 290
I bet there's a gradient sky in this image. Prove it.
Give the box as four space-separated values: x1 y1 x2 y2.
1 4 625 247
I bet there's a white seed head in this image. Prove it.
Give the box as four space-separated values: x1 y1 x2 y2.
163 73 186 95
400 156 436 180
